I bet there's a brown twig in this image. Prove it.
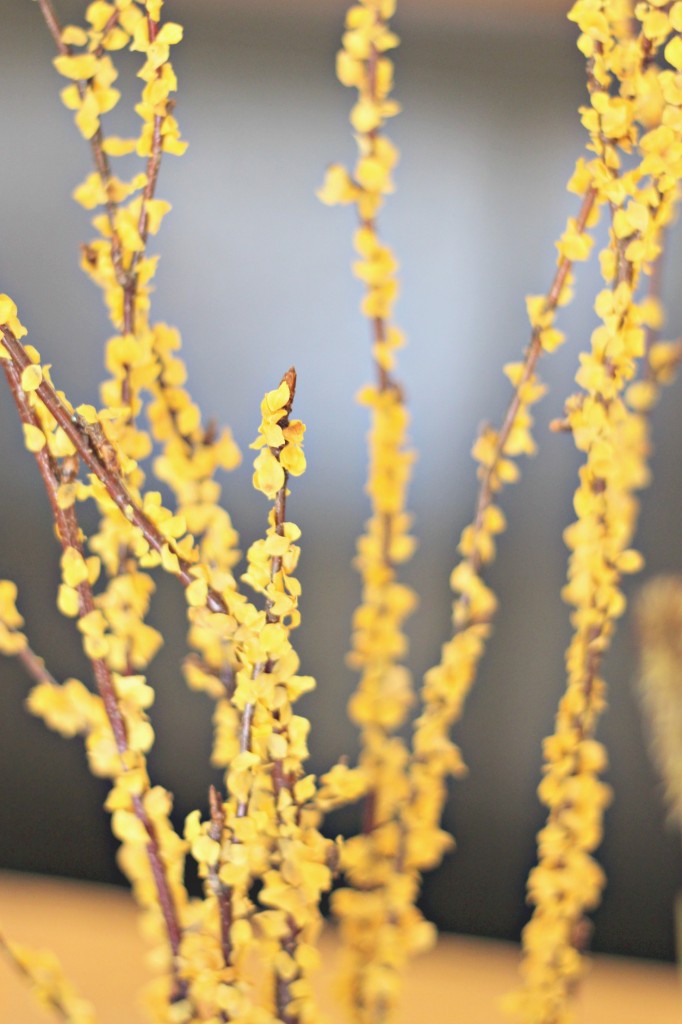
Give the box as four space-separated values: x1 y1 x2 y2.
207 785 233 972
231 369 302 1022
2 356 188 1001
35 0 66 55
1 328 228 616
16 644 61 691
275 924 301 1024
37 0 129 291
135 79 165 250
235 368 297 817
353 27 412 843
123 11 167 370
37 0 172 401
467 185 597 577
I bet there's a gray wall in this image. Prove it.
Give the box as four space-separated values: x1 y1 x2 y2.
0 1 680 959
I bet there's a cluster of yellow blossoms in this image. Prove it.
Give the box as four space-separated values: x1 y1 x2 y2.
319 3 430 1020
506 2 682 1021
319 1 681 1023
319 0 596 1019
0 2 335 1022
1 314 330 1019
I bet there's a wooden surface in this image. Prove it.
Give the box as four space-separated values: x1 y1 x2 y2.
1 871 680 1023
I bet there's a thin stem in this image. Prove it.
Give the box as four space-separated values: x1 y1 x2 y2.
232 370 302 1023
1 328 228 616
17 644 61 690
353 27 411 842
236 368 297 817
36 0 67 55
0 931 93 1024
468 185 597 576
2 357 187 1000
208 785 233 971
275 925 300 1024
37 0 172 404
235 704 256 808
37 0 129 288
417 186 602 812
123 12 166 381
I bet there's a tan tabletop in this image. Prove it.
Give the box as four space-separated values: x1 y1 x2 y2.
0 871 680 1023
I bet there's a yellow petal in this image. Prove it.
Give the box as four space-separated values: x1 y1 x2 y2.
20 364 43 392
54 54 99 80
22 423 46 453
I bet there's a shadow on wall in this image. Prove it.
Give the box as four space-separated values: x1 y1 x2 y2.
0 1 680 959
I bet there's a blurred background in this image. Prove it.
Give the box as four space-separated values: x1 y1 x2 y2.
0 0 681 963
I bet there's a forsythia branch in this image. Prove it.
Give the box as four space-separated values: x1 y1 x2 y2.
0 930 97 1024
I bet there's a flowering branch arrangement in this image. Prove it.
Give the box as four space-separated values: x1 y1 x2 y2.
1 1 681 1023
